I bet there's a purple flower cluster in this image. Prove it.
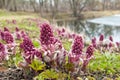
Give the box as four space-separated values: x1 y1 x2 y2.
57 28 66 37
12 19 17 24
21 31 27 38
109 42 113 48
82 45 94 71
0 43 6 61
71 35 84 55
15 27 21 40
20 37 42 63
0 31 14 44
68 35 84 66
86 45 94 59
16 27 19 32
0 43 5 51
109 36 113 42
93 35 119 52
99 34 104 41
68 35 94 70
4 27 9 32
40 23 54 45
20 37 34 52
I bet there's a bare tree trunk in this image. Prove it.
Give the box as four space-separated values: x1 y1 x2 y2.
69 0 77 17
50 0 59 19
13 0 17 11
30 0 37 12
39 0 44 16
44 0 49 13
78 0 87 15
103 0 106 10
69 0 87 17
0 0 6 9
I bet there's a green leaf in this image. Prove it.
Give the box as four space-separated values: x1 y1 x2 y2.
29 59 46 71
63 41 72 51
35 69 59 80
13 52 23 66
33 40 40 48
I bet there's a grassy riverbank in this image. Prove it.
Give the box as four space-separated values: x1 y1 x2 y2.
1 10 120 21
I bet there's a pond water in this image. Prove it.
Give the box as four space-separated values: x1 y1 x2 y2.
51 19 120 42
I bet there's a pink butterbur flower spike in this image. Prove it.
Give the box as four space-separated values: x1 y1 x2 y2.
71 35 84 55
86 45 94 59
12 19 17 24
0 43 6 61
68 35 84 67
92 37 97 48
20 37 42 64
21 31 28 38
109 36 113 42
1 31 14 44
20 37 34 52
15 27 21 40
99 34 104 42
82 45 94 71
40 23 54 46
4 27 9 32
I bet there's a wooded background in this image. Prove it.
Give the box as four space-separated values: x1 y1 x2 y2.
0 0 120 17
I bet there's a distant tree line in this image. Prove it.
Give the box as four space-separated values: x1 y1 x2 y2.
0 0 120 17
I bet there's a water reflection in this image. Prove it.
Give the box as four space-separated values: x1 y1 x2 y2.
52 19 120 42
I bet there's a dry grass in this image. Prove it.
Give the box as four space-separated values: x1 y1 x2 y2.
0 9 40 20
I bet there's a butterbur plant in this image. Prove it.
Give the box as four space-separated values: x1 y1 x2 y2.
67 35 84 71
40 23 54 46
20 36 34 52
4 27 9 32
109 36 113 42
39 23 67 67
15 27 21 40
82 45 94 71
72 35 84 55
12 19 17 24
92 35 119 53
21 31 27 38
20 37 34 63
0 31 14 44
20 36 42 64
86 45 94 59
99 34 104 41
0 43 6 61
57 28 66 38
